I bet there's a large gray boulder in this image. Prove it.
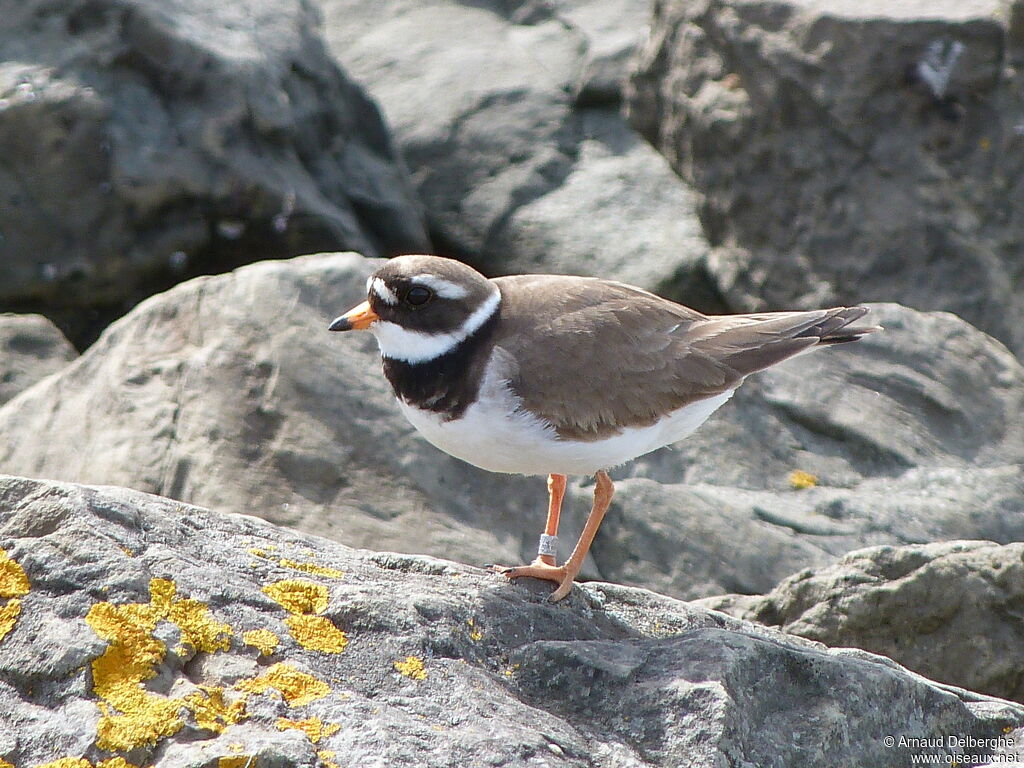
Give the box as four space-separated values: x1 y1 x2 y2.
0 314 76 406
1 475 1021 767
627 0 1024 356
698 541 1024 705
318 0 722 307
0 0 428 347
0 252 535 573
0 253 1020 600
596 299 1024 598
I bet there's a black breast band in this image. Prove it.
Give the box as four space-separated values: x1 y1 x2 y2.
382 312 500 421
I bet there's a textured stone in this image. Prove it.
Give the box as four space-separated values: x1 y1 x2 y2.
698 541 1024 704
0 0 428 346
627 0 1024 356
0 314 76 406
0 254 1021 601
0 475 1020 767
318 0 720 307
0 252 534 573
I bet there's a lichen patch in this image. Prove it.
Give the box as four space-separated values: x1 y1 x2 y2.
0 548 30 598
284 615 348 654
277 559 344 579
394 656 427 681
236 663 330 707
262 580 328 615
275 716 341 743
788 469 818 489
85 578 238 751
242 629 280 656
0 548 29 644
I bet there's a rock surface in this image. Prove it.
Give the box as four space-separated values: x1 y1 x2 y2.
318 0 723 308
0 314 76 406
698 540 1024 705
0 0 428 347
0 474 1021 768
0 253 1021 600
627 0 1024 356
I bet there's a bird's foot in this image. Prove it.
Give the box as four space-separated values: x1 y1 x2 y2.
489 559 577 602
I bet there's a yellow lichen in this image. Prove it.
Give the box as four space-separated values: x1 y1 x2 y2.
284 615 348 654
34 759 140 768
0 599 22 643
262 579 348 654
262 580 328 615
275 716 341 743
98 759 141 768
318 751 340 768
394 656 427 681
217 757 254 768
242 629 280 656
277 559 344 579
34 760 92 768
788 470 818 490
0 759 12 768
85 578 236 751
248 549 268 558
182 686 246 733
466 618 483 642
236 663 330 706
0 548 30 598
0 548 29 644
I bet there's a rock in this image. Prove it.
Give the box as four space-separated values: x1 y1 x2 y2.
697 540 1024 705
594 301 1024 598
0 474 1021 767
592 466 1024 600
0 0 429 348
631 302 1024 488
627 0 1024 356
318 0 722 307
0 314 76 406
0 255 1021 600
0 252 536 573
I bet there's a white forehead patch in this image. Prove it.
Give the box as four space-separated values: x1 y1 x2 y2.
371 288 501 364
369 276 398 305
415 274 470 300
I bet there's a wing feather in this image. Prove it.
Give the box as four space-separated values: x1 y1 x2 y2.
492 275 873 441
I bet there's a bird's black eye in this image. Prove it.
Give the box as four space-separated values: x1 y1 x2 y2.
406 286 433 307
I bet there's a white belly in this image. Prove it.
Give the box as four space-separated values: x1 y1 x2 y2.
395 361 736 476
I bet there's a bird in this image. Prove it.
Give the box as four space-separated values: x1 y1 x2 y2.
329 255 879 602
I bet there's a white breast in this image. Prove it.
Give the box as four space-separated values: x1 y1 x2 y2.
395 353 736 476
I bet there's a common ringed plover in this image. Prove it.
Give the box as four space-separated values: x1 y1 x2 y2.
330 255 878 601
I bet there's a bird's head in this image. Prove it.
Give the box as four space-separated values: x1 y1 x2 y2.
329 255 501 364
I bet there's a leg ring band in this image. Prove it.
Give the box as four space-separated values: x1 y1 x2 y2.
538 534 558 557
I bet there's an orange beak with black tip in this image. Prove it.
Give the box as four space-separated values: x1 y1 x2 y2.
329 300 379 332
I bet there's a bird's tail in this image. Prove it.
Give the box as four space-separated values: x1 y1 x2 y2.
694 306 881 378
794 306 882 345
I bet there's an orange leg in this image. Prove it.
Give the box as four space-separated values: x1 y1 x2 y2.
492 471 614 602
539 473 567 566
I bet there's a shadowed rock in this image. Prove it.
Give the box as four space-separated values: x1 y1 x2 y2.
698 540 1024 704
0 314 76 406
0 0 429 347
627 0 1024 356
318 0 722 308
